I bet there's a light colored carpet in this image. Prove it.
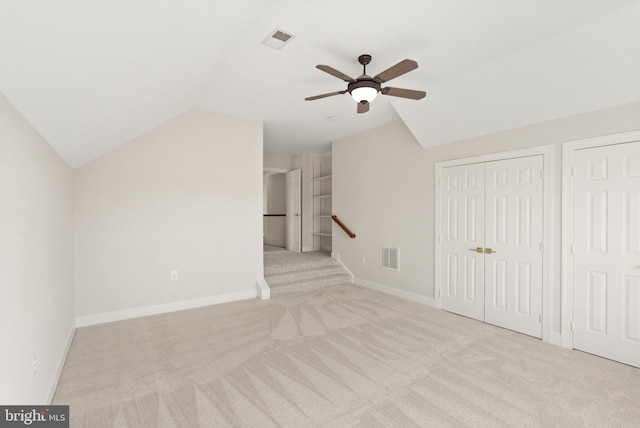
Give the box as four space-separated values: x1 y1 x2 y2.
263 245 333 274
53 285 640 427
263 246 352 296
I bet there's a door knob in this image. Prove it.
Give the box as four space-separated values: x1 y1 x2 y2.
468 247 483 253
485 248 496 254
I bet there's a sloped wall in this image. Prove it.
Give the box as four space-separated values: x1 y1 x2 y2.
74 109 263 323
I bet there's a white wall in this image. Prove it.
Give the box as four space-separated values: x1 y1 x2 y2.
333 101 640 339
0 92 75 404
264 173 286 214
264 153 292 171
333 122 431 297
74 109 263 324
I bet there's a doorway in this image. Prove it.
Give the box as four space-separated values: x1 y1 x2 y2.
263 171 287 248
263 168 302 253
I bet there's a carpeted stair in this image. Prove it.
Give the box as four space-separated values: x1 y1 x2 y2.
265 254 352 297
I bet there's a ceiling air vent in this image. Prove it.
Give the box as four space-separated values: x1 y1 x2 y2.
380 246 400 272
261 28 295 50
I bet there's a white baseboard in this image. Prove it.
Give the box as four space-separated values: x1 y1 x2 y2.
331 252 355 283
76 289 257 327
256 278 271 300
47 324 75 404
355 278 435 307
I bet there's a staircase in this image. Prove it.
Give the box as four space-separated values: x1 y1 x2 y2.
264 253 352 297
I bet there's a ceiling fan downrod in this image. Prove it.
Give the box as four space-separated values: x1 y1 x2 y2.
358 54 372 76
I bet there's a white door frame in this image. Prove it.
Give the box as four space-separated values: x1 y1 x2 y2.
561 129 640 349
435 145 554 344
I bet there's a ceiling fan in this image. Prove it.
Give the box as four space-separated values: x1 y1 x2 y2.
305 54 426 114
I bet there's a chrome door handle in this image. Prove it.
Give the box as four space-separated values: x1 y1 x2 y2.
468 247 483 253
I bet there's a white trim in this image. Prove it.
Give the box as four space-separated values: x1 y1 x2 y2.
256 278 271 300
332 252 355 283
76 290 257 327
561 129 640 349
434 168 443 310
435 145 553 169
263 167 289 175
434 145 555 343
550 332 563 348
355 278 435 307
46 325 76 404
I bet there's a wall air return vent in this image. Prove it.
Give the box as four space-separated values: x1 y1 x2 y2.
380 246 400 272
261 28 295 50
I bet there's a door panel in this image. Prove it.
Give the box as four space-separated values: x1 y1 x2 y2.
484 156 543 338
626 190 640 253
440 163 485 321
573 141 640 367
624 276 640 342
515 262 532 316
492 258 508 310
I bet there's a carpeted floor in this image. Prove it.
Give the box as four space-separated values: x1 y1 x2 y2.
53 284 640 427
263 245 333 274
263 245 351 296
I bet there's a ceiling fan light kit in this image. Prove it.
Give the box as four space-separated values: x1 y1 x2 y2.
350 82 380 103
306 54 426 114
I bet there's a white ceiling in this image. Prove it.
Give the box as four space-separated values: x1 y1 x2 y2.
1 0 639 167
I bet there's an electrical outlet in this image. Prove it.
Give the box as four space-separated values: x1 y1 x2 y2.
170 271 179 281
32 355 37 378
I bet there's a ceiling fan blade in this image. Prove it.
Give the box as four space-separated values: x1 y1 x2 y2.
381 87 426 100
357 101 369 114
305 90 347 101
316 65 356 83
373 59 418 83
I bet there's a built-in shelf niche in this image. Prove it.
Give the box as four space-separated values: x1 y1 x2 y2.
311 154 332 251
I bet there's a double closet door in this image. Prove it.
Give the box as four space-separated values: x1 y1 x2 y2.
440 156 544 338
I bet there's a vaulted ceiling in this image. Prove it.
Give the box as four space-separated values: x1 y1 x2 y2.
2 0 639 167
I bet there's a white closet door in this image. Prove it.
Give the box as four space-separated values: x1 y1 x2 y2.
440 163 486 321
484 156 544 338
286 169 302 253
572 141 640 367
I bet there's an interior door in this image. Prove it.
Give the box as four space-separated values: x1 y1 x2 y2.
440 163 486 321
439 155 544 338
484 157 543 338
286 169 302 253
572 141 640 367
